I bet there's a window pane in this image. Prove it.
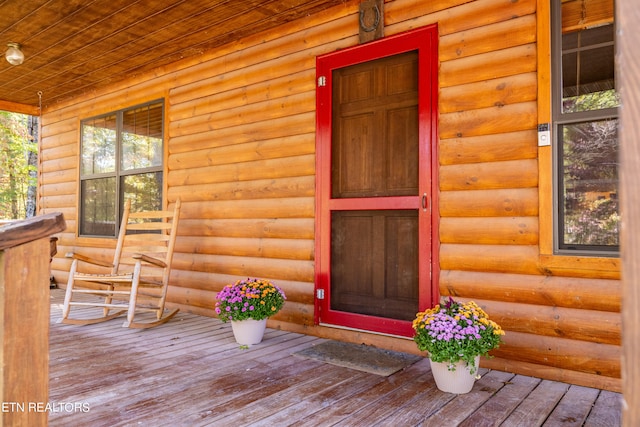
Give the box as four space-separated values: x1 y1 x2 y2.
562 24 618 113
81 177 116 236
121 103 163 171
560 120 619 248
80 100 164 237
81 115 116 175
123 172 163 212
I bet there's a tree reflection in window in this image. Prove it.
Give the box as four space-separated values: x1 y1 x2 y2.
560 119 619 247
80 100 164 237
554 0 618 254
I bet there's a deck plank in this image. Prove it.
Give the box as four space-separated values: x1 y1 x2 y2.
419 369 516 426
252 373 388 426
117 358 334 426
543 385 600 426
198 365 370 425
329 370 438 426
584 390 623 427
501 379 570 426
288 359 434 427
450 374 541 427
51 329 321 425
46 289 623 426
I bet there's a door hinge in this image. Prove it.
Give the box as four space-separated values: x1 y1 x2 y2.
318 76 326 87
316 289 325 299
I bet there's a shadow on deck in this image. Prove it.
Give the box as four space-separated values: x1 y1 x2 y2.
48 289 622 426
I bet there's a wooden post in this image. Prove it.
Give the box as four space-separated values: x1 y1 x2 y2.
358 0 384 43
0 212 65 427
619 0 640 424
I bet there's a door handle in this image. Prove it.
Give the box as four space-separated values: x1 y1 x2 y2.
422 193 428 211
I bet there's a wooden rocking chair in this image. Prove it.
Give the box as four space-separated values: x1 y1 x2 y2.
60 199 181 328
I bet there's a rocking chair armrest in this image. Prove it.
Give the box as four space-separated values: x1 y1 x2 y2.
132 253 167 268
65 252 114 268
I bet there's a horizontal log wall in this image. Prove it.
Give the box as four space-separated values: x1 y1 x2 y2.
40 0 621 391
410 0 620 391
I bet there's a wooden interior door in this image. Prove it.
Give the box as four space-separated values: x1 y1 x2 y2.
315 25 438 337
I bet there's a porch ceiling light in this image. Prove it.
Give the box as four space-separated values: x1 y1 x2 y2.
5 43 24 66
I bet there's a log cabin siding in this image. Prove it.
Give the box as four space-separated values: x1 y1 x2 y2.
41 0 621 391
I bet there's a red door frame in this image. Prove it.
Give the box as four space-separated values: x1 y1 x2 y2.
314 25 440 337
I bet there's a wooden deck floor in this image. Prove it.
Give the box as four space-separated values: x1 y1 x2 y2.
48 289 622 426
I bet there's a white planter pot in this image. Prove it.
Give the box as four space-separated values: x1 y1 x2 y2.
429 355 480 394
230 318 267 345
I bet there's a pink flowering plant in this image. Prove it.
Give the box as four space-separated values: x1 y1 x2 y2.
215 278 286 322
412 297 505 374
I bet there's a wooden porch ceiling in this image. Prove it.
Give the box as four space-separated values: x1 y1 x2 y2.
0 0 346 114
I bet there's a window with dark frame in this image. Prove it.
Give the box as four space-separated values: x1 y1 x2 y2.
79 100 164 237
552 0 619 255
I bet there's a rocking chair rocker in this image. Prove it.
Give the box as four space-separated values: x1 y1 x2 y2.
60 199 181 328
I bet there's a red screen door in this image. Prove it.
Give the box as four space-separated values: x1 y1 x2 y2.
315 25 439 337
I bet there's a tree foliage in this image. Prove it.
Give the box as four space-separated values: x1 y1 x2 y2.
0 111 38 219
561 90 619 247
